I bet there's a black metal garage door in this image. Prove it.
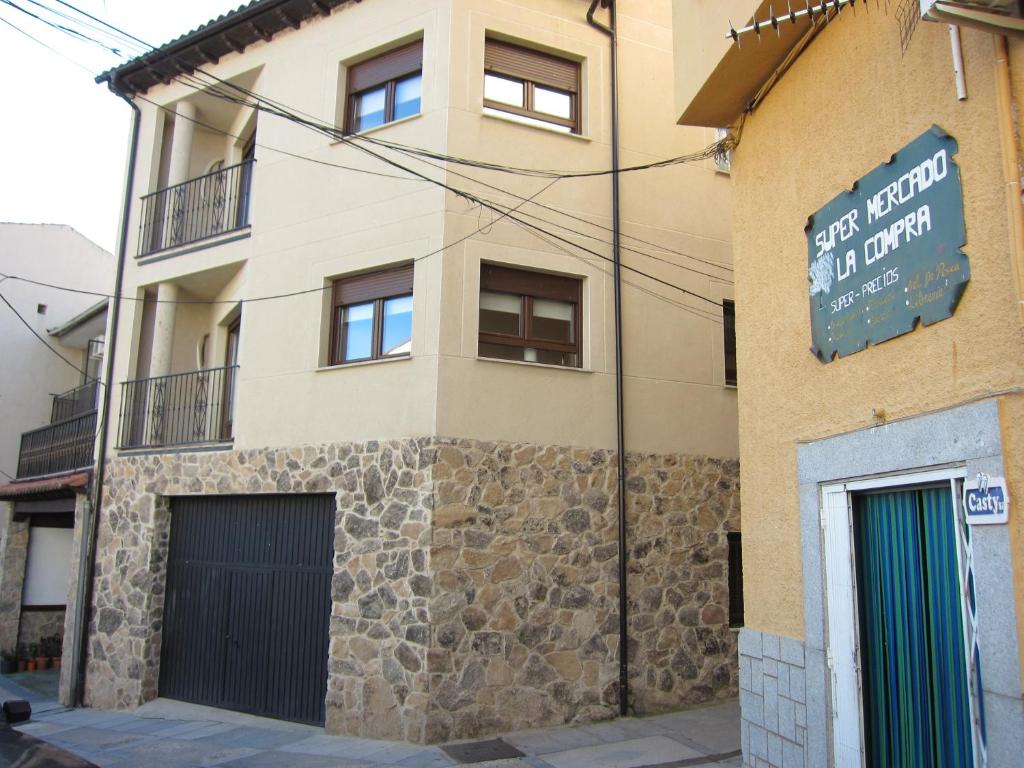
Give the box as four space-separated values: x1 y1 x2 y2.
160 494 334 725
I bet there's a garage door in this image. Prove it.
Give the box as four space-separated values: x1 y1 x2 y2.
159 494 334 725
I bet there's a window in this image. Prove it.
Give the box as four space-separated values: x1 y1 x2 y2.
483 38 580 134
727 532 744 628
345 40 423 133
330 265 413 365
478 263 581 368
723 299 736 386
715 127 731 173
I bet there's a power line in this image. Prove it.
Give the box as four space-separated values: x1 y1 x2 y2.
11 3 729 311
0 13 95 72
0 0 121 54
0 291 100 382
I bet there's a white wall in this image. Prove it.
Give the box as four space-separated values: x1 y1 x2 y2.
22 526 74 606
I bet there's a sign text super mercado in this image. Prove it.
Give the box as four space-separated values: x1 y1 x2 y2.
806 126 969 361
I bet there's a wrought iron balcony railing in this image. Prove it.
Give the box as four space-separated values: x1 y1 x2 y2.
138 160 254 257
117 366 238 450
17 410 98 479
50 380 100 423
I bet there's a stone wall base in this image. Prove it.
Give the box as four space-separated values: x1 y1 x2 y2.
86 438 740 744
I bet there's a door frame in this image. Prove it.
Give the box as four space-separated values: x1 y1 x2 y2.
820 466 982 767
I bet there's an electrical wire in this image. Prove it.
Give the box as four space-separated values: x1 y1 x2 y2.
0 291 100 382
7 3 729 312
0 0 121 54
0 14 95 72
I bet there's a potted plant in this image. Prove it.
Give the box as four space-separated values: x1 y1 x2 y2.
45 635 62 670
33 642 48 671
0 649 17 675
16 644 27 673
27 643 42 671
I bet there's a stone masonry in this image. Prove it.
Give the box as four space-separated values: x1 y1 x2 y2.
0 515 29 652
738 629 807 768
84 437 739 744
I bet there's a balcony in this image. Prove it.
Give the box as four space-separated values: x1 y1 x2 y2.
138 160 253 257
50 380 100 423
117 366 238 450
17 410 98 480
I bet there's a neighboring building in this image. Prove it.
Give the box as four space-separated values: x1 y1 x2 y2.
0 223 112 676
81 0 739 743
677 1 1024 766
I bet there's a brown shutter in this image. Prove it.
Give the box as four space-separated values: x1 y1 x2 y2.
348 40 423 93
481 263 580 304
484 38 579 93
335 264 414 305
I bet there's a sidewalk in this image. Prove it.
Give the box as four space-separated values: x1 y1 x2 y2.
0 677 740 768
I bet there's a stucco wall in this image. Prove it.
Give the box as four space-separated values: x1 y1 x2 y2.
720 11 1024 679
104 0 737 461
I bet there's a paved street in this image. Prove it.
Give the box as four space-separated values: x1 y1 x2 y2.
0 676 739 768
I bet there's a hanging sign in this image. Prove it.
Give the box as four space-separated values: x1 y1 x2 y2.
963 474 1010 526
806 126 970 362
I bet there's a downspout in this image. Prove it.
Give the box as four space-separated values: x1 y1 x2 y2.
70 72 139 707
993 35 1024 326
586 0 628 717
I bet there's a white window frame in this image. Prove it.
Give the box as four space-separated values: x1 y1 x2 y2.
820 466 982 768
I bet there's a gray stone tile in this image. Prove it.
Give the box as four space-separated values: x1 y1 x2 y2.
749 659 763 696
777 698 794 743
521 757 556 768
576 719 664 744
787 668 804 706
776 665 789 700
504 726 603 755
767 733 782 767
542 736 702 768
195 725 310 750
363 742 437 764
221 753 370 768
14 720 78 737
779 639 804 669
748 725 767 761
397 748 456 768
761 658 777 679
739 654 751 692
173 722 242 741
738 629 762 659
278 734 390 758
781 739 802 768
739 690 763 729
42 726 154 752
761 635 780 661
762 676 778 735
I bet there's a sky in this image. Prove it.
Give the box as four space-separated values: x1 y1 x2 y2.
0 1 245 253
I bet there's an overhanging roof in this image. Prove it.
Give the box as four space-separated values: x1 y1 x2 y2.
48 299 108 349
679 1 816 128
0 472 89 502
96 0 351 96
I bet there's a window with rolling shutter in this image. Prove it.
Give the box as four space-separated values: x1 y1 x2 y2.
478 263 582 368
330 265 413 364
345 40 423 133
483 38 581 134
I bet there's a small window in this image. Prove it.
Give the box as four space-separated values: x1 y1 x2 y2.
483 38 580 134
715 128 732 173
36 304 47 315
330 265 413 365
723 299 737 386
345 40 423 133
728 532 744 628
479 263 581 368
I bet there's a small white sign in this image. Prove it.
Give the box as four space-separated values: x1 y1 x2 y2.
963 474 1010 526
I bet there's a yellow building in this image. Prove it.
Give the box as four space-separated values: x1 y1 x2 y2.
677 0 1024 765
72 0 740 744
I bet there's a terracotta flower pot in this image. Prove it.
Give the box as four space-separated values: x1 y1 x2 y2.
17 660 26 673
25 660 36 672
35 656 48 670
51 657 62 670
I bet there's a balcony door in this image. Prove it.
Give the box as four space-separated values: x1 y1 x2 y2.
220 316 240 440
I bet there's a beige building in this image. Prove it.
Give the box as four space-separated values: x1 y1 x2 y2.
79 0 739 743
0 223 111 674
677 1 1024 766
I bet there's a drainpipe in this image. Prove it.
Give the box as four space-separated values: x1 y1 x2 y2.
586 0 628 718
993 35 1024 327
70 73 140 707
